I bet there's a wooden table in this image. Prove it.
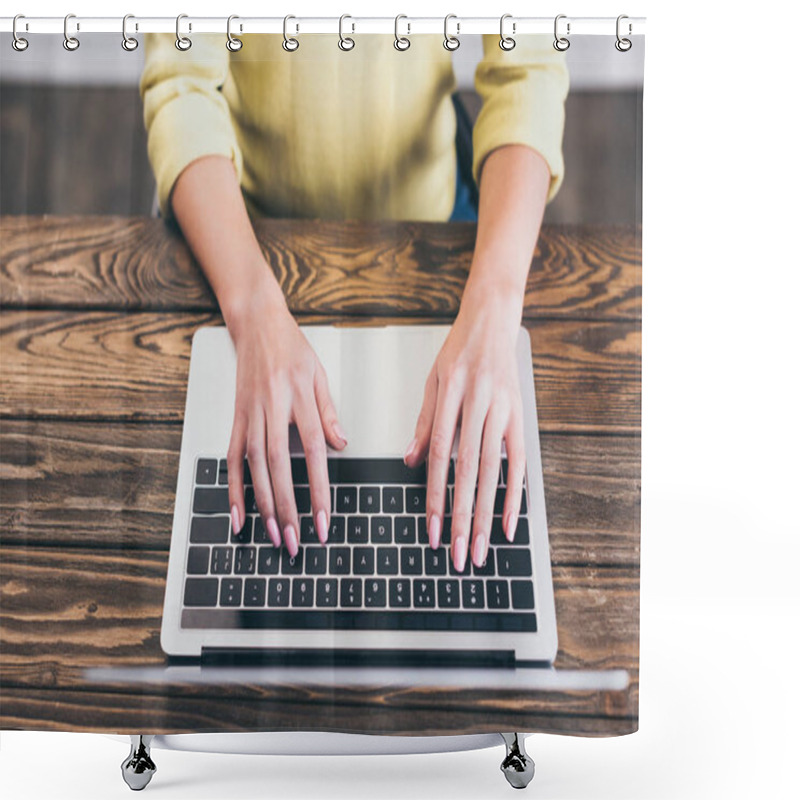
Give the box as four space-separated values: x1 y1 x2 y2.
0 216 641 736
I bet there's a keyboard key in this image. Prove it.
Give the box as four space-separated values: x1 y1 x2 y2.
382 487 403 513
281 548 304 575
328 547 351 574
305 546 328 574
187 546 210 575
327 459 426 484
449 554 471 576
365 579 387 607
184 578 218 607
328 516 346 543
218 459 228 486
389 579 411 607
462 580 485 609
413 579 436 607
294 486 311 514
473 549 496 577
395 517 416 544
405 487 425 514
316 578 338 607
437 579 461 608
377 547 399 575
267 578 289 607
340 578 362 607
242 460 252 485
353 547 375 575
190 516 229 544
337 487 357 513
243 487 258 513
424 548 447 575
257 546 280 574
299 516 317 544
193 488 230 515
253 517 269 544
490 517 529 546
400 547 423 575
196 459 217 485
234 547 256 575
230 516 253 544
347 517 369 543
292 577 314 607
371 516 392 544
220 578 242 606
511 580 535 609
244 577 266 607
210 546 233 575
497 548 533 577
487 580 510 609
360 486 380 513
290 458 309 484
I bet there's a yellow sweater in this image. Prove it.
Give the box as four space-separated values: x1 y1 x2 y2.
140 34 568 221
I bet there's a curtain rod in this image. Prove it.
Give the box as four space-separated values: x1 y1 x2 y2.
1 16 645 37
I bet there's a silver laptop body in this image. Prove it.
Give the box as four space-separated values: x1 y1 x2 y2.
161 325 558 663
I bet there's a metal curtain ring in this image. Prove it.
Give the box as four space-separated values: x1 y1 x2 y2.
553 14 570 51
339 14 355 51
615 14 632 51
283 15 299 51
12 14 29 52
499 14 516 51
227 15 243 52
175 14 192 51
394 14 410 51
443 14 460 51
122 14 138 51
63 13 79 51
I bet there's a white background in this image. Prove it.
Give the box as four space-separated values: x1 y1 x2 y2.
1 1 798 799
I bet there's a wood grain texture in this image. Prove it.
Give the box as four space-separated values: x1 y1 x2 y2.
0 547 637 734
0 217 642 320
0 420 639 566
0 312 640 433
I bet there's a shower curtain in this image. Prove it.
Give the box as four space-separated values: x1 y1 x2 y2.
0 14 643 755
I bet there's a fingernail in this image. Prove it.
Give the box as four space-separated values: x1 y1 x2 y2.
428 514 441 549
267 517 281 548
333 422 347 445
474 533 487 567
404 437 417 464
316 509 328 544
454 536 467 573
507 511 517 542
284 524 298 557
231 505 241 534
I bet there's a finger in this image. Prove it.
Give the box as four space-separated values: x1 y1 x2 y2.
503 406 526 542
295 391 331 545
246 410 281 548
425 375 462 552
451 386 492 573
314 365 347 450
405 370 437 468
473 405 505 568
265 398 300 557
227 409 247 535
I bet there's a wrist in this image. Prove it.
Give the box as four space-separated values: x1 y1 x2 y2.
221 262 289 343
460 271 526 330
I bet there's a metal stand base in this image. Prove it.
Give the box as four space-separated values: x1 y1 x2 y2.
121 735 156 791
119 731 534 790
500 732 535 789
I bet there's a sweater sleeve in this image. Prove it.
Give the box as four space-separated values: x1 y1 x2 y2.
472 35 569 202
140 34 243 218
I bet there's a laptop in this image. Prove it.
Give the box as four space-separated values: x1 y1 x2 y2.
160 324 558 669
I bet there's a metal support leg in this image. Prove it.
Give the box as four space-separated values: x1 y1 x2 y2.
500 733 535 789
121 735 156 791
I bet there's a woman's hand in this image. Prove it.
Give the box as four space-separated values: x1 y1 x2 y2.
226 291 347 558
404 284 526 572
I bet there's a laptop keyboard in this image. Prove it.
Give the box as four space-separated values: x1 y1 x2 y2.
182 457 537 633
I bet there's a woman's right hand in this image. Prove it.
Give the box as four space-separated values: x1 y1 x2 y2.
226 292 347 557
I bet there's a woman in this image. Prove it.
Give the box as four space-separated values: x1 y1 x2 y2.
141 31 568 573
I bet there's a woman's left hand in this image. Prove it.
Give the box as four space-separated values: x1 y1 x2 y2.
404 283 527 572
